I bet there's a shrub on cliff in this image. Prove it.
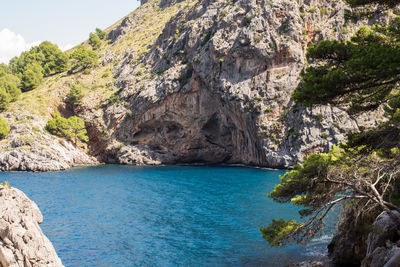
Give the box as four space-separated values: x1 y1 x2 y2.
0 64 21 111
20 62 44 92
69 46 99 73
67 84 85 106
0 116 10 139
89 32 101 50
46 112 88 144
95 28 106 40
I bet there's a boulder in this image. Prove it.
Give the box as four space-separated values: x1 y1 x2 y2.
0 183 63 267
361 211 400 267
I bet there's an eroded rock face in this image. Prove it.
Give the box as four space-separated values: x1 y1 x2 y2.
91 0 384 167
0 113 97 172
0 0 388 170
361 211 400 267
328 211 400 267
0 184 63 267
114 77 265 165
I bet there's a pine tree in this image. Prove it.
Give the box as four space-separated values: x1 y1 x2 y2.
70 46 99 73
263 0 400 255
0 116 10 139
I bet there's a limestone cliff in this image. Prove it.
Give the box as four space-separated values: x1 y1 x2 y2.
0 1 396 265
0 0 387 170
0 183 63 267
82 0 383 167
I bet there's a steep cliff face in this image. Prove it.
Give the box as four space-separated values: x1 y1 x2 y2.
82 0 382 167
0 0 387 170
0 183 63 267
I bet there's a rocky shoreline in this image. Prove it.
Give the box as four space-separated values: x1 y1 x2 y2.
0 0 399 265
0 183 63 267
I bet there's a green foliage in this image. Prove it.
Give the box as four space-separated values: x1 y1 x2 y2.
173 29 180 42
31 41 69 76
0 115 10 139
202 31 212 46
0 64 21 111
265 0 400 249
244 16 253 27
293 23 400 114
9 41 68 77
70 46 99 73
293 19 400 154
95 28 106 40
108 92 121 104
20 62 44 92
269 147 342 205
67 116 89 144
67 84 85 106
321 133 329 139
46 111 88 144
260 219 302 246
7 41 68 92
89 32 102 50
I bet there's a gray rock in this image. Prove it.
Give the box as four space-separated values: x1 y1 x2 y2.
0 184 63 267
0 0 390 170
93 0 383 167
0 113 96 172
362 211 400 267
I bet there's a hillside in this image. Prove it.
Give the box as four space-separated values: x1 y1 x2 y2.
0 0 388 171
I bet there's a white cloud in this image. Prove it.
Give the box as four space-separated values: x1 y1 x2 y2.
0 28 40 64
60 43 74 52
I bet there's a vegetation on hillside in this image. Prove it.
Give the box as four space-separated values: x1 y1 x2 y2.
67 84 85 106
89 33 102 50
262 0 400 253
0 64 20 111
0 31 103 115
69 46 99 73
9 41 69 91
46 112 88 144
1 0 196 119
0 116 10 139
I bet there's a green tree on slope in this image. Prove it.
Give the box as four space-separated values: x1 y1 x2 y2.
69 46 99 73
0 64 20 111
0 116 10 139
46 111 88 144
8 41 69 92
67 84 85 106
95 28 106 40
89 32 102 50
20 62 44 92
9 41 69 77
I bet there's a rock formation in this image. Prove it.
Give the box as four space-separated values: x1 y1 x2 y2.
0 183 63 267
0 0 397 265
0 0 387 170
328 211 400 267
361 211 400 267
0 112 97 172
83 0 383 168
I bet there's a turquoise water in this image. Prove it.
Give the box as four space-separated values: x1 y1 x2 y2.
2 165 329 266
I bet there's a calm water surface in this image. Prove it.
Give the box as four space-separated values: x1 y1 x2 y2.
2 165 330 266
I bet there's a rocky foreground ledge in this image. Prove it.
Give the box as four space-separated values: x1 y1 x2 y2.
0 183 63 267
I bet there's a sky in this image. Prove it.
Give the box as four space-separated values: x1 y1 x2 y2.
0 0 141 64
